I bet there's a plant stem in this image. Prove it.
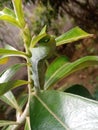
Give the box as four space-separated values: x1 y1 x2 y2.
12 25 33 130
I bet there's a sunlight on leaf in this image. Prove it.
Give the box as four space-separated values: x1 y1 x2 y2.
56 26 93 46
12 0 25 27
30 90 98 130
0 7 20 27
45 56 98 89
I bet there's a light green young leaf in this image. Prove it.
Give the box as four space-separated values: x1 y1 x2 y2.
24 117 31 130
30 26 47 47
0 48 27 58
0 120 18 127
3 7 16 18
30 90 98 130
39 25 47 35
56 26 93 46
45 56 98 89
0 7 20 27
12 0 25 27
0 80 29 96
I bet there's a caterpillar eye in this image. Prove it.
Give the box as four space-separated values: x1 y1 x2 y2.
39 35 50 43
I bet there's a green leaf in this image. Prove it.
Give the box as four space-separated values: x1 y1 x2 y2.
45 56 69 82
0 7 20 27
56 27 93 46
45 56 98 89
0 91 21 112
39 25 47 35
0 48 27 58
12 0 25 27
0 64 25 111
3 7 16 18
24 117 31 130
30 90 98 130
0 120 18 127
30 26 47 47
17 94 28 109
0 80 29 96
0 63 25 82
0 57 9 65
65 84 94 99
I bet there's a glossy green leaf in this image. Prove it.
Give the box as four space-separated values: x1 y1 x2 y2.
0 57 9 65
45 56 98 89
0 64 25 111
0 48 27 58
0 120 18 127
24 117 31 130
0 7 20 27
56 27 93 46
30 90 98 130
0 80 29 96
45 56 69 82
12 0 25 27
0 63 25 82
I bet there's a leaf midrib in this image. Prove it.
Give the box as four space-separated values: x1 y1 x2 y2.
33 93 70 130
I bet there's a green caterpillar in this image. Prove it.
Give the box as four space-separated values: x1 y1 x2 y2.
30 35 56 91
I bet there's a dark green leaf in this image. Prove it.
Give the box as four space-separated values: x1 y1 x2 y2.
93 86 98 100
56 27 93 46
0 80 29 96
45 56 98 89
30 90 98 130
65 84 94 99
